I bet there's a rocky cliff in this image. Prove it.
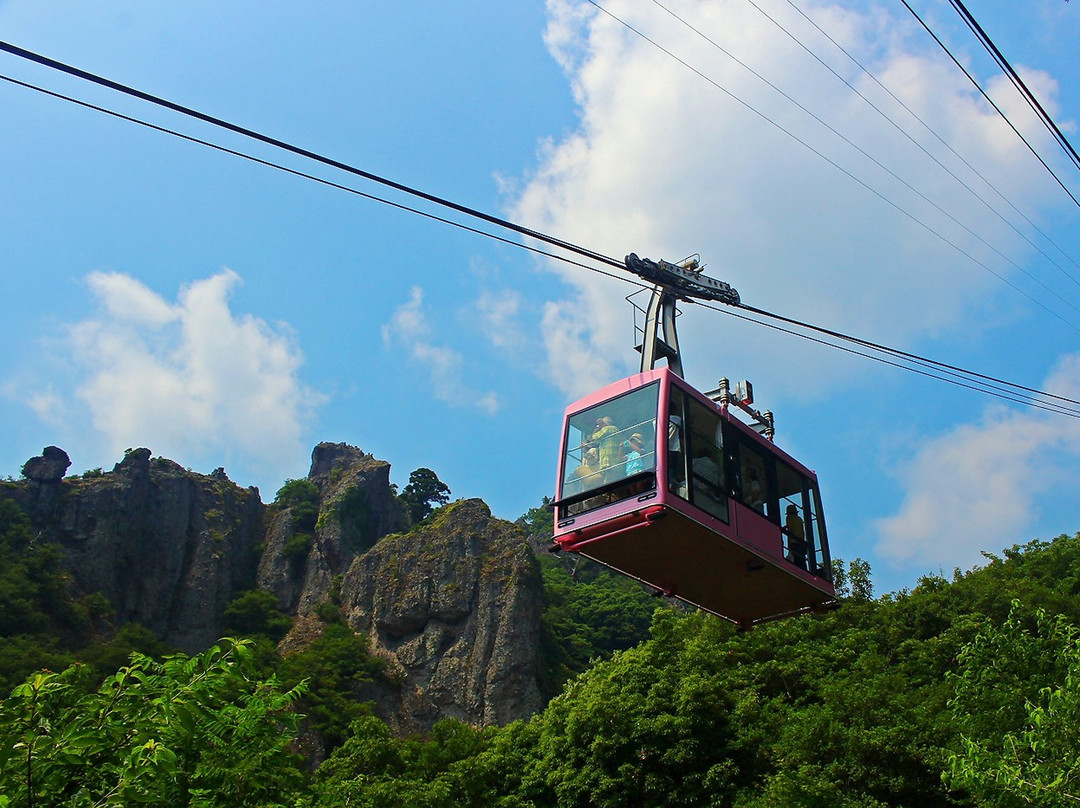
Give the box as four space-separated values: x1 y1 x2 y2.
260 443 542 735
340 498 543 734
7 447 262 652
258 443 409 616
3 443 543 734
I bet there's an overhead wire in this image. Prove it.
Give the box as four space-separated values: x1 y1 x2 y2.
667 0 1080 286
0 72 634 287
644 0 1080 303
947 0 1080 175
775 0 1080 279
0 43 1076 418
897 0 1080 210
697 300 1080 418
584 0 1080 331
0 40 624 275
733 300 1080 412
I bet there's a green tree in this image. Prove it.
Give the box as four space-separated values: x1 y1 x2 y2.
294 526 1080 807
310 715 496 807
275 478 320 533
275 478 320 510
78 622 173 677
516 497 657 700
0 499 83 639
223 588 293 642
0 638 306 806
275 479 321 566
947 603 1080 806
536 555 656 699
0 499 90 690
401 468 451 523
278 623 385 752
830 556 873 601
848 557 874 602
514 611 743 807
516 497 553 539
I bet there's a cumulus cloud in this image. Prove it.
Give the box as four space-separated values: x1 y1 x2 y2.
876 353 1080 570
383 286 499 414
512 0 1067 400
65 269 321 479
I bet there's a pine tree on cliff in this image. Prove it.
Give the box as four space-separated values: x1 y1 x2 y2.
401 468 451 523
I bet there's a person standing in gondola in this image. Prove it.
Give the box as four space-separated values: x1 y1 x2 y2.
570 447 601 489
590 416 620 480
785 504 808 570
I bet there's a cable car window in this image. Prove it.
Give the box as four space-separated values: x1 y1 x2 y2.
560 382 659 516
686 397 728 522
808 483 831 580
738 442 770 517
777 461 809 570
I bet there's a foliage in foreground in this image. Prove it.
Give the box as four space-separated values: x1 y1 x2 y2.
536 555 658 700
0 639 306 807
279 623 387 752
948 603 1080 807
518 498 660 699
304 715 497 808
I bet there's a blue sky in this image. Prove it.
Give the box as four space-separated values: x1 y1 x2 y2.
1 0 1078 595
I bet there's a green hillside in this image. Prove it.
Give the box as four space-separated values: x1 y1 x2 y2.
3 489 1080 806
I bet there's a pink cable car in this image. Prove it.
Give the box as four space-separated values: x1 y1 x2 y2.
551 255 836 628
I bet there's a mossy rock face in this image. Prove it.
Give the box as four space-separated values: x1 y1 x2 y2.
333 485 379 555
256 443 409 621
2 447 265 653
339 498 543 735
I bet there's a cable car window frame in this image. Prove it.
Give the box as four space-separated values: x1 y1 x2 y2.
808 483 832 580
558 381 660 518
666 385 688 499
732 434 773 520
684 394 730 523
776 459 812 570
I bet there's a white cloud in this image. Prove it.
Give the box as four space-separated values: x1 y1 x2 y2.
383 286 500 415
86 270 177 326
475 287 525 350
25 387 64 426
876 353 1080 570
513 0 1066 401
63 269 321 480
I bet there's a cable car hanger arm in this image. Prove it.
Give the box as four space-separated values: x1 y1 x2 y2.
624 253 741 306
625 252 742 380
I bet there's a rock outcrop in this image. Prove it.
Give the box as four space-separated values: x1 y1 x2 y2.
9 447 263 652
258 443 409 615
340 499 543 734
21 445 71 483
261 444 542 734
